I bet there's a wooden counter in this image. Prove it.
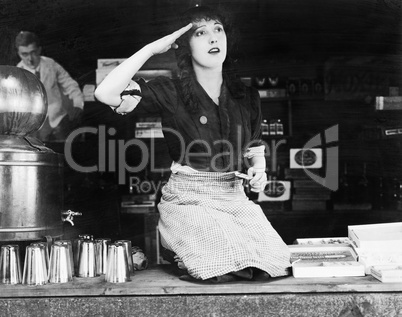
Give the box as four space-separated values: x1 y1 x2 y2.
1 265 402 316
1 265 402 297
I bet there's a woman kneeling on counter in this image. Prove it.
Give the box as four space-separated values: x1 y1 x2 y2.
95 5 290 283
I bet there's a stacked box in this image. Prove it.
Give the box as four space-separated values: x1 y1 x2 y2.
294 237 352 246
348 222 402 274
371 265 402 283
96 58 172 86
285 169 331 210
375 96 402 110
289 244 365 278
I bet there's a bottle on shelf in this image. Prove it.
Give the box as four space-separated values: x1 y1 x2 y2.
262 119 284 137
261 119 269 136
269 120 276 135
276 119 284 135
338 162 349 203
356 162 369 204
391 178 401 210
374 177 386 210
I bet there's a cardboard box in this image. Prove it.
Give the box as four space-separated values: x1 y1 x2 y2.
371 265 402 283
292 193 331 201
291 200 327 211
135 128 164 138
375 96 402 110
97 58 127 69
289 244 365 278
96 67 172 86
136 121 162 128
133 69 172 82
354 248 402 274
96 68 111 86
348 222 402 250
258 89 287 99
83 84 95 102
292 261 365 278
121 198 156 214
289 244 358 261
294 237 352 246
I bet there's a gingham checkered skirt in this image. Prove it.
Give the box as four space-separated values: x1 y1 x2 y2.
158 167 291 280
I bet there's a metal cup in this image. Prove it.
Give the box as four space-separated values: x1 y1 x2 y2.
0 244 22 284
95 238 111 275
105 242 131 283
73 234 93 273
115 240 133 274
77 240 97 277
31 242 50 272
54 240 74 277
22 244 48 285
48 243 73 283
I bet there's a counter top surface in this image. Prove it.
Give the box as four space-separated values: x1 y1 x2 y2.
2 265 402 298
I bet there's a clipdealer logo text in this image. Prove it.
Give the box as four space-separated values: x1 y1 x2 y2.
302 124 339 191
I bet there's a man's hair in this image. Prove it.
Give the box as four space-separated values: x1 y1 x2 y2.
15 31 40 48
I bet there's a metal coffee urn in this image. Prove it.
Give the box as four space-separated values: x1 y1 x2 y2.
0 66 80 242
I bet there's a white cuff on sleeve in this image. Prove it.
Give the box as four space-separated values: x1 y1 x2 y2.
112 80 142 115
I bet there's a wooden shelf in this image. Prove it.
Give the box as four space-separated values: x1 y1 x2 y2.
261 135 291 140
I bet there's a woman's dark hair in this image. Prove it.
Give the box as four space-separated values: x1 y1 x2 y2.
174 5 244 113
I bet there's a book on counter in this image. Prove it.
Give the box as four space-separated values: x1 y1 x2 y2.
289 244 365 278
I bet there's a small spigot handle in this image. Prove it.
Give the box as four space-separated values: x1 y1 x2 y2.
61 209 82 226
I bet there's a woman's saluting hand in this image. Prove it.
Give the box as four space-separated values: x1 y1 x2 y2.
147 23 193 55
94 23 192 107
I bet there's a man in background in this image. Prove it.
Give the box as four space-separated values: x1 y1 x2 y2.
15 31 84 142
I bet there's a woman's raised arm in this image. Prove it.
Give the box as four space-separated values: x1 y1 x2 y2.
94 23 192 109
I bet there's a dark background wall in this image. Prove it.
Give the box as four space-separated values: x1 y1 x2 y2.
1 0 402 243
2 0 402 189
1 0 401 83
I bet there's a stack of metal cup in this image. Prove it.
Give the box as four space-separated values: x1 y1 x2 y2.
54 240 74 277
77 239 97 277
0 245 22 284
31 242 50 274
115 240 134 274
23 244 48 285
0 234 139 285
48 242 73 283
73 234 94 274
95 238 111 275
105 242 131 283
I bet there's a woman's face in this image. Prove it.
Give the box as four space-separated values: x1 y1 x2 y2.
188 18 227 70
